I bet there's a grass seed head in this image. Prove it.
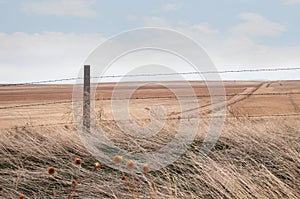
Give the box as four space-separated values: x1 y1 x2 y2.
19 195 25 199
126 160 135 170
142 163 150 173
47 167 55 175
71 180 77 187
94 162 101 170
74 158 82 165
113 155 123 165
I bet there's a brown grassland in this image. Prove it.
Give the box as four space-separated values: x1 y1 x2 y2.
0 81 299 198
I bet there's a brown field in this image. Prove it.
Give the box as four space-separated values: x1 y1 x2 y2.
0 81 299 198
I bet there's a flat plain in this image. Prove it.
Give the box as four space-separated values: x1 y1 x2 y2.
0 81 299 198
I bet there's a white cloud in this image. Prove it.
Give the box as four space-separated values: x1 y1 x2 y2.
177 24 300 80
142 16 170 27
232 12 286 36
1 10 299 83
162 3 183 11
21 0 96 17
211 37 300 67
126 15 138 22
0 29 299 82
191 23 219 34
283 0 300 4
0 32 105 83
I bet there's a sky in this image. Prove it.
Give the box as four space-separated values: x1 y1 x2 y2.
0 0 300 83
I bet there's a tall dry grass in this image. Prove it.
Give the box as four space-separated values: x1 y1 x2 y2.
0 116 299 198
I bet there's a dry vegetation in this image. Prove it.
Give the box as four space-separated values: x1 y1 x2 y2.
0 81 299 198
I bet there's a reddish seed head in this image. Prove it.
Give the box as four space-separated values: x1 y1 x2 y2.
47 167 55 175
126 160 135 170
142 164 150 173
74 158 82 165
19 195 25 199
122 176 126 181
94 162 101 170
113 155 123 165
71 180 77 186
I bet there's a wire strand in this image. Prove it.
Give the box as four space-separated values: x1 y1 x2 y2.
0 91 299 110
0 112 299 131
1 67 300 86
91 67 300 79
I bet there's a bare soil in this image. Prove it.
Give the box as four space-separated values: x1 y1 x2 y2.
0 81 299 198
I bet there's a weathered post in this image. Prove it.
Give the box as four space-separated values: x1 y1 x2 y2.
83 65 90 133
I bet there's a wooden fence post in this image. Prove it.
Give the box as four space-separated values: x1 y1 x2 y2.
83 65 90 133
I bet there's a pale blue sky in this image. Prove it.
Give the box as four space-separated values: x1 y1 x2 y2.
0 0 300 82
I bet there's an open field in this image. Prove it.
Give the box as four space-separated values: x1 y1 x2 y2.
0 81 299 198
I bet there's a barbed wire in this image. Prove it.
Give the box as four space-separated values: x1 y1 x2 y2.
1 67 300 86
0 100 73 110
91 67 300 79
0 67 299 132
0 91 300 110
0 122 78 131
94 92 300 101
0 77 79 87
0 112 299 131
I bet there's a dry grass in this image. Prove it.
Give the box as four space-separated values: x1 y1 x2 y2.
0 116 299 199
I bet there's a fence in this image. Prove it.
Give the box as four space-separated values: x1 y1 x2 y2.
1 66 300 87
0 66 300 131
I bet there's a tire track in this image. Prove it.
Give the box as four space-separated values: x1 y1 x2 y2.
174 82 266 116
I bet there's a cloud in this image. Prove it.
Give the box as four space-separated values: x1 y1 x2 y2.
21 0 96 17
1 10 299 82
177 23 300 80
162 3 183 11
0 29 299 83
232 12 286 36
0 32 105 83
283 0 300 4
191 23 219 34
142 16 170 27
126 15 138 22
